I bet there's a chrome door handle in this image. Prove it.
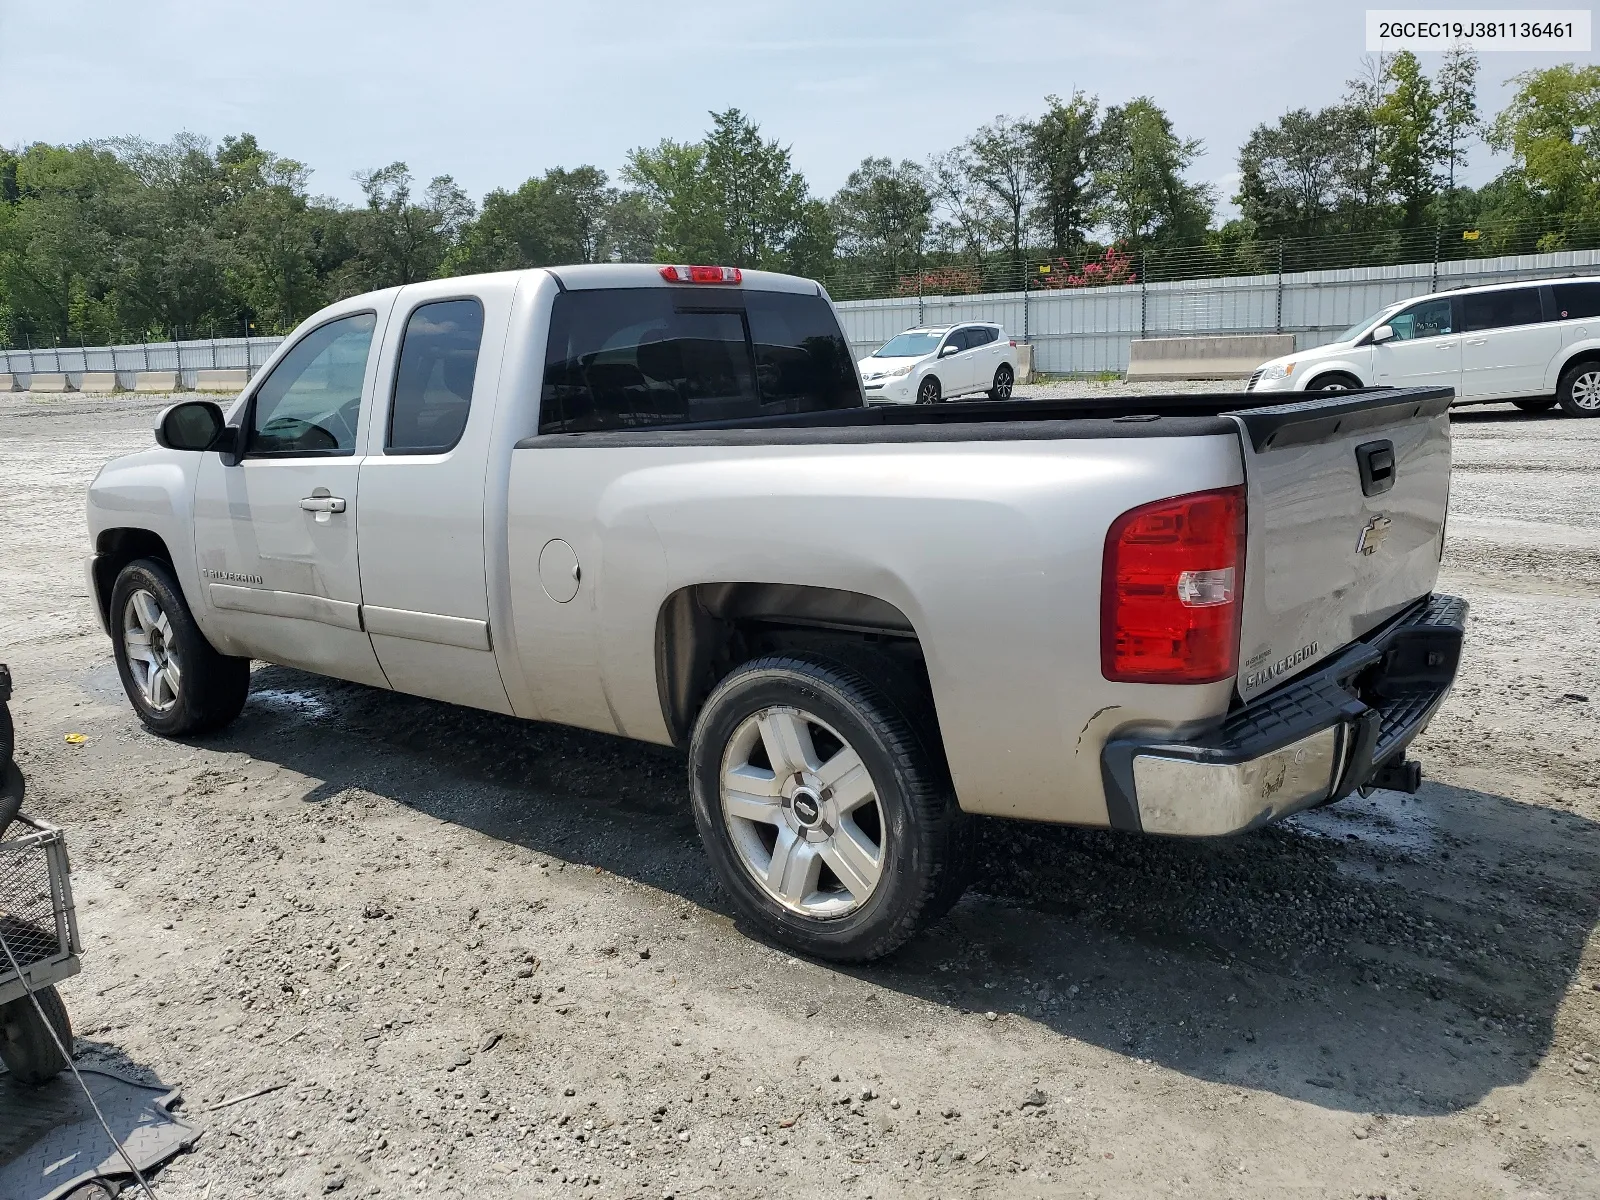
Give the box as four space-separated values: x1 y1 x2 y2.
1467 338 1487 345
299 496 346 512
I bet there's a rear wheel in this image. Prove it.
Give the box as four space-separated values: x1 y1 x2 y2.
0 986 72 1085
916 376 941 405
1557 362 1600 417
110 558 250 737
1307 372 1360 391
1513 398 1558 413
688 655 972 962
987 363 1015 400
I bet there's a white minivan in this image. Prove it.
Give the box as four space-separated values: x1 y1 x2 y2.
857 323 1019 404
1247 277 1600 416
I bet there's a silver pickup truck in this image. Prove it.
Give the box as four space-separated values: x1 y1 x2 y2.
85 264 1465 961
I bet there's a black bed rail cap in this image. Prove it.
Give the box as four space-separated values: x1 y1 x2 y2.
1224 386 1455 452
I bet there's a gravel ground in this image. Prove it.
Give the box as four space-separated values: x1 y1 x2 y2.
1 391 1597 1199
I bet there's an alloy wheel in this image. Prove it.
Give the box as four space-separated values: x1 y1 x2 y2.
719 706 886 918
1572 369 1600 412
123 589 182 713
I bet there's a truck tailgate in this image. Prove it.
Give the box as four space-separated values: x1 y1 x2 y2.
1228 387 1453 702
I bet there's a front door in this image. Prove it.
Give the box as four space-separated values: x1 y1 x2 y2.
192 305 391 688
1371 296 1462 394
355 285 514 714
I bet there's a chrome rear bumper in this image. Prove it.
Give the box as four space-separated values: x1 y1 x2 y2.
1101 594 1467 837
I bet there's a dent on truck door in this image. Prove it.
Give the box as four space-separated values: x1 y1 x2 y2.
353 288 513 715
191 308 390 687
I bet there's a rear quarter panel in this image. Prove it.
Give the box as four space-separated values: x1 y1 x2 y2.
505 433 1244 825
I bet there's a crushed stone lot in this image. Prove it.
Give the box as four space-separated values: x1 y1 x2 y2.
1 390 1597 1199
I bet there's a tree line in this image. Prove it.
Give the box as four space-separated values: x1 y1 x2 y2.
2 55 1596 344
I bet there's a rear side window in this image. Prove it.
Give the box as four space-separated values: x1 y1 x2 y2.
1552 282 1600 320
388 299 484 454
970 327 996 346
1462 287 1543 332
540 288 862 433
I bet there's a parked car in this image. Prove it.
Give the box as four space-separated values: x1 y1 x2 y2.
85 263 1463 963
1247 276 1600 416
857 323 1018 404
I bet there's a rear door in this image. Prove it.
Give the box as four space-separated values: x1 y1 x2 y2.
355 280 515 714
1459 286 1559 400
1370 297 1461 393
192 303 392 688
1230 392 1453 701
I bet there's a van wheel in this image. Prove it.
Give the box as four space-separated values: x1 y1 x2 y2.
688 655 972 962
110 558 250 737
1513 398 1557 413
0 985 71 1085
1557 363 1600 417
916 377 941 405
1308 372 1360 391
987 363 1015 400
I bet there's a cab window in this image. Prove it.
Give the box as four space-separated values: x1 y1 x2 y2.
387 299 485 454
248 313 376 457
1385 299 1453 341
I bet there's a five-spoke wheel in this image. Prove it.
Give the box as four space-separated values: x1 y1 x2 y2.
122 588 182 713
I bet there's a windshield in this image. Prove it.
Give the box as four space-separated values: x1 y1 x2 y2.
873 331 941 358
1333 306 1400 344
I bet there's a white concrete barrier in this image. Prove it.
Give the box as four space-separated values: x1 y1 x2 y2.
133 371 181 393
0 374 16 392
1124 334 1297 381
78 371 121 393
27 373 72 393
1015 342 1034 384
193 369 250 392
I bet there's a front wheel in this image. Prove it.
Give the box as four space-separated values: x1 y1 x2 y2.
987 363 1015 400
688 655 972 962
1557 362 1600 417
915 376 941 405
110 558 251 736
0 985 72 1085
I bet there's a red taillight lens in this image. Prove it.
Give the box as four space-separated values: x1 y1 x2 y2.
1101 486 1246 684
659 265 743 284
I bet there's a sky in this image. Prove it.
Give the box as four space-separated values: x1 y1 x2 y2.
0 0 1582 219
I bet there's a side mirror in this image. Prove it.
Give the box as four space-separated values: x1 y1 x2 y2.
939 343 960 358
155 400 226 451
1369 324 1395 345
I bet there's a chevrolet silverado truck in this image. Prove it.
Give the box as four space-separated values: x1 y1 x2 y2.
85 264 1466 962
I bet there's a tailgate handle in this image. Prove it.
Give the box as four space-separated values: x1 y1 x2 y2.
1355 440 1396 496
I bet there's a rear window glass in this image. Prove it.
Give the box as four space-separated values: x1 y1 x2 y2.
1462 287 1543 332
540 288 862 433
1552 282 1600 321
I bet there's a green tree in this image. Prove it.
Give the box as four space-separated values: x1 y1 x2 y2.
342 162 473 290
218 135 331 331
1091 98 1213 248
1487 63 1600 233
965 115 1034 265
1374 51 1443 226
447 166 656 274
1235 106 1362 238
1340 54 1394 225
1029 92 1099 256
624 109 828 272
829 156 931 278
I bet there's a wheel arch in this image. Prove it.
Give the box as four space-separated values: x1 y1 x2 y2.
92 528 176 630
1303 368 1363 390
1556 347 1600 387
654 583 926 746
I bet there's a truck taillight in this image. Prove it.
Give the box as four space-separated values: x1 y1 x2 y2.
1101 486 1245 684
660 265 742 284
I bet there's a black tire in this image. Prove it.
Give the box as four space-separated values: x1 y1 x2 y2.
688 655 972 963
1513 398 1558 413
110 558 250 737
1556 361 1600 417
0 701 12 772
915 376 941 405
1307 372 1361 392
987 363 1015 400
0 986 72 1085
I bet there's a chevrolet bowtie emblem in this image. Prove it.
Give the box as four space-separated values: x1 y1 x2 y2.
1357 514 1392 556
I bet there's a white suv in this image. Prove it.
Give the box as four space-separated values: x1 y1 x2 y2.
1247 277 1600 417
858 323 1019 404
